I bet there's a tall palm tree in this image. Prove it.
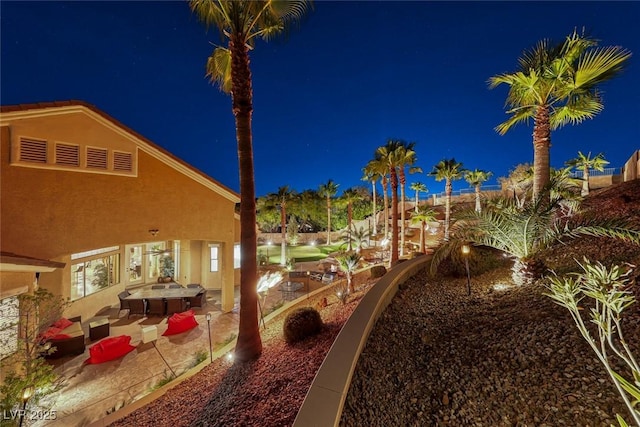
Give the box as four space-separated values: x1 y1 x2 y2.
270 186 296 266
410 206 437 254
395 142 421 256
566 151 609 196
430 158 465 241
410 182 428 212
318 179 339 245
489 29 630 199
189 0 312 362
464 169 493 213
375 140 405 264
340 187 362 251
361 164 382 237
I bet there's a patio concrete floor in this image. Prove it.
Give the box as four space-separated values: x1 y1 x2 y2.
34 272 327 427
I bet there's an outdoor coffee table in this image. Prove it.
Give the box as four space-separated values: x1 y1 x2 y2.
89 318 110 341
279 281 303 301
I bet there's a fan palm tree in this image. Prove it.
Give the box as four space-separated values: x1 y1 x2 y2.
268 186 296 266
365 158 390 239
340 187 365 251
189 0 312 362
431 189 640 286
410 182 428 213
566 151 609 196
375 140 404 264
464 169 493 213
336 251 361 294
430 158 465 241
395 142 421 256
489 29 630 199
362 164 383 236
410 206 437 254
318 179 339 245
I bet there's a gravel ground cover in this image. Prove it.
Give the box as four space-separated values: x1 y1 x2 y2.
341 265 640 427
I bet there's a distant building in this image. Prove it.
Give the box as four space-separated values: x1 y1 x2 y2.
1 101 240 325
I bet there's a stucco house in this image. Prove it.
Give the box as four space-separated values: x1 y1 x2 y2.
0 101 241 329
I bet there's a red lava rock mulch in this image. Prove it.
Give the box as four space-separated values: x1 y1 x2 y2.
109 285 369 427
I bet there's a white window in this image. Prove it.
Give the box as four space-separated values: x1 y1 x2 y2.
210 246 219 272
71 247 121 301
0 296 19 359
234 244 241 269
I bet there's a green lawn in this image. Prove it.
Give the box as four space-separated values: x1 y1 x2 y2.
257 243 344 264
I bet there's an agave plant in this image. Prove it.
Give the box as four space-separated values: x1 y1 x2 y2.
431 188 640 286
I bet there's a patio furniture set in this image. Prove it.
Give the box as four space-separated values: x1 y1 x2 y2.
118 283 207 318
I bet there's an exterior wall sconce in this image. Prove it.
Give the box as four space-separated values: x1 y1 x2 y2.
148 229 159 237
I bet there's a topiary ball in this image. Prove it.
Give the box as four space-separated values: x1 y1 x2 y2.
283 307 323 344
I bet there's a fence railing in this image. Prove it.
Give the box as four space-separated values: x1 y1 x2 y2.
432 184 502 199
569 167 621 178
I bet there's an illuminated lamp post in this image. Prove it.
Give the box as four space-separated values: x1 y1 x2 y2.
206 312 213 363
461 244 471 296
19 385 34 427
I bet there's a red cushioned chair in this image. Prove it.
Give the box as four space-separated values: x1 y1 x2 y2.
162 310 198 336
86 335 135 364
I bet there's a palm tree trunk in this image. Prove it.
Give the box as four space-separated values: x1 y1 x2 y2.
415 190 419 213
326 196 331 245
347 202 353 251
532 105 551 199
371 181 377 235
582 167 590 196
230 36 261 362
399 172 406 256
420 220 425 253
475 184 481 212
382 177 389 239
280 202 286 266
390 169 399 264
444 179 452 241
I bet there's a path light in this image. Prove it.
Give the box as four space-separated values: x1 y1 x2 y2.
266 241 272 264
461 244 471 296
206 313 213 363
19 385 34 427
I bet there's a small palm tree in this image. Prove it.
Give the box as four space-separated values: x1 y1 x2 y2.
431 190 640 286
342 225 370 253
318 179 339 244
430 158 465 241
365 158 389 239
566 151 609 196
410 206 437 254
410 182 428 213
189 0 312 362
489 29 630 199
336 251 362 294
464 169 493 213
266 186 296 266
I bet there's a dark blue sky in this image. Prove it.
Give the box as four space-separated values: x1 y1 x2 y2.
2 1 639 197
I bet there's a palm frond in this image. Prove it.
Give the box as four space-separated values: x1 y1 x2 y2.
495 106 535 135
205 47 232 92
551 94 603 128
575 46 632 88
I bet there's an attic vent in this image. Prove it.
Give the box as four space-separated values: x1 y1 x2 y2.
19 138 47 163
113 151 132 172
55 143 79 166
86 147 108 169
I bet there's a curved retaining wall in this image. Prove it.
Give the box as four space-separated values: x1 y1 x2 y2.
293 255 431 427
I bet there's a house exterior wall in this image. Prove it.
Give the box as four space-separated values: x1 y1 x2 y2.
1 105 239 319
623 150 639 182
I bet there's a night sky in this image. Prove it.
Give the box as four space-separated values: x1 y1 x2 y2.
2 1 639 197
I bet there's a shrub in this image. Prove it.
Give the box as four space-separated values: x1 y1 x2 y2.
283 307 323 344
370 265 387 278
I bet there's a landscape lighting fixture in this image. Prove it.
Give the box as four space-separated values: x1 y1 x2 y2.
461 244 471 295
